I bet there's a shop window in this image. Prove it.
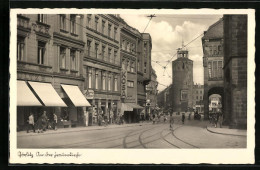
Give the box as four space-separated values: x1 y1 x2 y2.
70 49 76 70
17 36 25 61
37 41 46 65
60 46 66 68
38 14 46 23
70 14 76 34
60 14 66 30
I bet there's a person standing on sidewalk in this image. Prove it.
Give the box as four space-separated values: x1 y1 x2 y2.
110 109 114 124
53 113 58 130
27 113 35 133
169 113 174 130
182 113 185 124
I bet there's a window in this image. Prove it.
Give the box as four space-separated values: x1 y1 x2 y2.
38 14 46 23
108 48 112 62
127 60 130 71
70 15 76 34
114 50 117 64
95 71 99 89
218 61 223 78
127 81 134 88
200 90 202 94
102 20 105 34
131 61 135 72
137 60 140 72
114 27 117 40
37 41 46 65
87 40 91 56
122 40 126 50
208 61 212 78
87 14 91 28
60 47 66 68
60 15 66 30
108 24 111 38
122 59 126 70
213 61 217 78
181 90 188 101
144 62 147 73
17 36 25 61
108 75 111 91
95 17 99 31
95 43 99 58
88 68 92 88
114 76 118 91
127 42 130 52
70 49 76 70
200 96 202 100
102 72 106 90
218 45 222 54
101 46 105 59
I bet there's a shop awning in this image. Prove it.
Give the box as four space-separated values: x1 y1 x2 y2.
61 84 91 107
28 81 67 107
17 80 42 106
127 103 144 109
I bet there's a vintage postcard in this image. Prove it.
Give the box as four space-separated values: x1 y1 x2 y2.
9 8 255 164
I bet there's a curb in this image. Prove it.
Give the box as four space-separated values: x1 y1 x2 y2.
206 126 246 137
17 123 150 137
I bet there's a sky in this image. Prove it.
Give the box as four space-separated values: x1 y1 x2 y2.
120 14 222 92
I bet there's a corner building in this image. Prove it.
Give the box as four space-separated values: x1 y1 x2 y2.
17 14 90 130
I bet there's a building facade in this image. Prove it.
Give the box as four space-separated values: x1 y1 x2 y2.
17 14 90 130
202 18 224 120
193 84 204 113
223 15 247 129
146 68 158 117
172 46 193 112
83 14 121 125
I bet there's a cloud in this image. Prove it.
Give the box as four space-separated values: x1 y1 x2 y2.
120 15 213 91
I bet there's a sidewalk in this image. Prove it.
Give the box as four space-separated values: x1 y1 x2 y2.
206 124 247 136
17 122 151 137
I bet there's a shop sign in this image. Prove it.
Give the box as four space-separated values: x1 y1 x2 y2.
121 69 127 98
84 89 94 99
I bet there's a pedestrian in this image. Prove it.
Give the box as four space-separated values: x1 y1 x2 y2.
27 113 35 133
152 114 155 124
169 113 174 130
218 113 223 128
41 111 48 131
36 113 43 133
53 113 58 130
163 114 167 123
215 112 219 128
98 114 102 126
110 109 114 124
182 113 185 124
104 113 108 127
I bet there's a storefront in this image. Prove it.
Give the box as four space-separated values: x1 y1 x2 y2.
121 103 143 123
17 80 67 131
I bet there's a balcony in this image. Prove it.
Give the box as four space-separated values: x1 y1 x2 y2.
32 21 51 39
17 15 31 31
17 61 52 73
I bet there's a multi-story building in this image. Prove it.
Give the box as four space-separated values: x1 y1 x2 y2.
202 18 224 120
193 84 204 113
223 15 247 129
17 14 91 130
157 84 173 113
172 45 193 113
83 14 121 125
146 68 158 118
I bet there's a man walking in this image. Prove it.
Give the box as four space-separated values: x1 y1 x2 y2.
182 113 185 124
27 113 35 133
53 113 58 130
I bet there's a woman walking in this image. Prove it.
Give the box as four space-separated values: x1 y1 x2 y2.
169 113 174 130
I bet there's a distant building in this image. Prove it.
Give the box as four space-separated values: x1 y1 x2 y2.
209 94 221 113
202 18 224 120
193 84 204 113
157 84 173 112
146 68 158 117
223 15 247 129
172 44 193 112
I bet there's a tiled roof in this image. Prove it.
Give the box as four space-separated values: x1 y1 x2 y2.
202 18 223 39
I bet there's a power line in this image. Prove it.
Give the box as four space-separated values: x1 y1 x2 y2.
143 14 156 33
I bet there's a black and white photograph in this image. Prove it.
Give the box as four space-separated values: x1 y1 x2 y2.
9 9 255 164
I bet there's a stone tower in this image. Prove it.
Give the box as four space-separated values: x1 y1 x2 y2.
172 43 193 112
